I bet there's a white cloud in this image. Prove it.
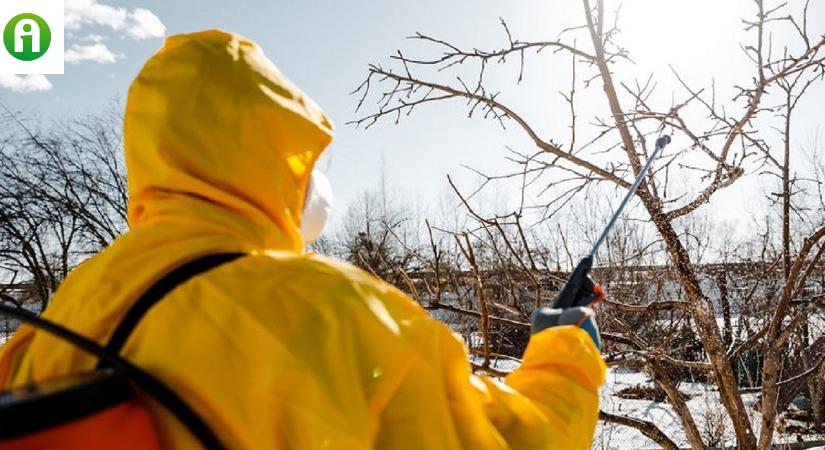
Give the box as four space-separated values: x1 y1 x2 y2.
65 0 165 40
0 75 53 93
65 0 128 30
1 0 163 92
81 34 106 43
65 43 121 64
127 8 166 40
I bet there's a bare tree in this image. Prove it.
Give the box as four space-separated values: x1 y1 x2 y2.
0 106 127 310
351 1 825 448
334 185 420 289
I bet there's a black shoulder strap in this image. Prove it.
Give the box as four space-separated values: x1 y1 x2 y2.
98 253 244 366
0 304 227 450
0 253 244 450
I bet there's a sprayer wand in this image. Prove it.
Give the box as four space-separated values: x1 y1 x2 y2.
550 135 671 309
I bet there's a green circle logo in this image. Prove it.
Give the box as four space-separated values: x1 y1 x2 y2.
3 13 51 61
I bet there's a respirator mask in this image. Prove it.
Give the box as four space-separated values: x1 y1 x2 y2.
300 170 333 245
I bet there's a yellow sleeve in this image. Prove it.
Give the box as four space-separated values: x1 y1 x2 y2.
501 326 607 450
458 325 605 450
375 318 605 450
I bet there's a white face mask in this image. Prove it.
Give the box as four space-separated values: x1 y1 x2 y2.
300 170 333 245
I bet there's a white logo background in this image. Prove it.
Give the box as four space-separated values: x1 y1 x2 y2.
0 0 64 75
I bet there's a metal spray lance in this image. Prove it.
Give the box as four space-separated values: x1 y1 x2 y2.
531 135 672 332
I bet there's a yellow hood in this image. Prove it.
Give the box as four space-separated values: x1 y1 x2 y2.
125 29 334 251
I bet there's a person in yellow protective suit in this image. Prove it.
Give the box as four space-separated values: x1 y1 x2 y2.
0 30 605 449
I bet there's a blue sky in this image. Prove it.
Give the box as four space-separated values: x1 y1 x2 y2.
2 0 544 215
1 0 823 237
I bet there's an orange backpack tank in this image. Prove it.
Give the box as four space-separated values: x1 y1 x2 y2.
0 253 243 450
0 370 160 450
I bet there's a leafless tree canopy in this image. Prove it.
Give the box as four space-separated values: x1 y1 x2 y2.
0 106 127 310
349 1 825 448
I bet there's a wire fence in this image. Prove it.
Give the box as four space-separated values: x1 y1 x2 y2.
592 365 825 450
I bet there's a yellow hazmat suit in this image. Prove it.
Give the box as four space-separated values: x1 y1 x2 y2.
0 30 605 449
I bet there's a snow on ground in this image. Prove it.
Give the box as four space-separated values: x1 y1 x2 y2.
467 351 824 450
595 367 684 449
595 367 723 449
595 367 823 449
469 355 522 373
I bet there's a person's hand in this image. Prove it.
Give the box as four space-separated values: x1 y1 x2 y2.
531 302 603 352
532 270 605 351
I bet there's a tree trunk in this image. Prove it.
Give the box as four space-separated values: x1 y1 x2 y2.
650 210 758 450
581 0 757 444
717 270 732 347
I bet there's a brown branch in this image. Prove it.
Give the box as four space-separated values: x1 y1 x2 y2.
456 233 491 369
351 69 629 188
424 303 530 329
601 297 689 313
599 410 679 450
